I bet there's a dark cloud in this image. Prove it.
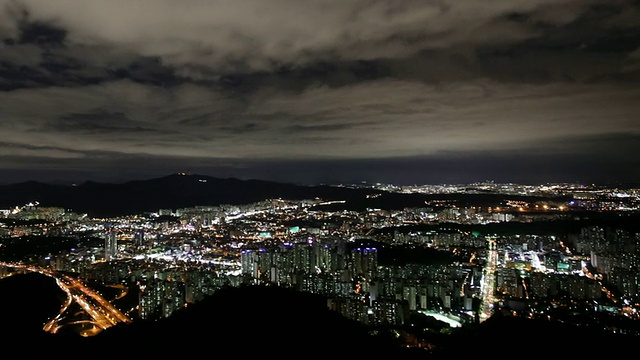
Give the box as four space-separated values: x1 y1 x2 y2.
51 111 160 134
18 20 66 46
114 56 180 86
0 141 86 158
286 123 357 132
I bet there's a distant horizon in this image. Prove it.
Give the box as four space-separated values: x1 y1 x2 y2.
2 170 638 188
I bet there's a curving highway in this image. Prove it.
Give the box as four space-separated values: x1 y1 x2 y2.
0 261 132 336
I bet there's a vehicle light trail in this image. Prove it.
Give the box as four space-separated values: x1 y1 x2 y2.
1 261 132 336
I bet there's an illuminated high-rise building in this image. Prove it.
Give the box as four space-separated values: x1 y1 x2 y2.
134 230 145 247
351 247 378 280
104 227 118 261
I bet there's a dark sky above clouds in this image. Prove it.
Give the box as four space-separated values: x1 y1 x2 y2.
0 0 639 186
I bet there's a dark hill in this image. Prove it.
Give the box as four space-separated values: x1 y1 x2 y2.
428 314 639 359
0 272 67 350
0 173 380 217
81 285 415 358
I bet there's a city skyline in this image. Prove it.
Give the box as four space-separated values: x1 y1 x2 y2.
1 0 639 186
2 181 639 355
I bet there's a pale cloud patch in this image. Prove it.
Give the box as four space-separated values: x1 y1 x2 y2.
247 78 640 157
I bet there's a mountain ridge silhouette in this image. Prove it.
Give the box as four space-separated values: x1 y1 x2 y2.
0 172 574 218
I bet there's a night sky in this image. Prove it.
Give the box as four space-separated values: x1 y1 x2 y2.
1 0 639 186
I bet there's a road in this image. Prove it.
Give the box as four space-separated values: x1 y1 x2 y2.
0 261 132 336
479 238 498 322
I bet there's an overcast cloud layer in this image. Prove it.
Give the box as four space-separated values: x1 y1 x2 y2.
1 0 639 185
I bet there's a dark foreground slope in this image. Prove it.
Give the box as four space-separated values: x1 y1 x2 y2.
0 273 421 358
0 272 66 334
0 272 71 358
89 285 424 358
428 313 639 360
1 273 638 359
